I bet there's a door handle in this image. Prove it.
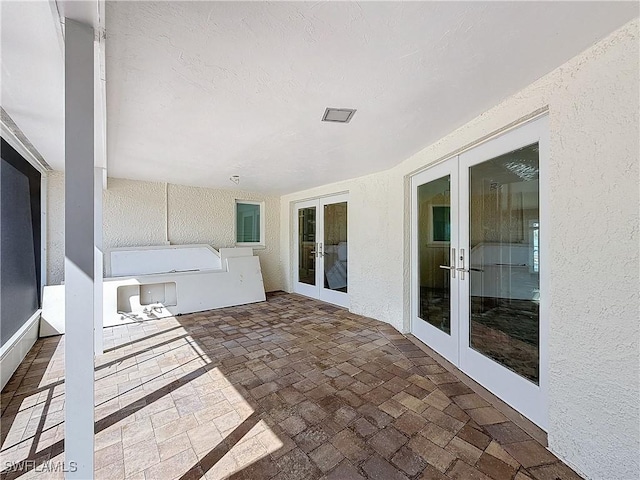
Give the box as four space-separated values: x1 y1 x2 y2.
438 248 456 278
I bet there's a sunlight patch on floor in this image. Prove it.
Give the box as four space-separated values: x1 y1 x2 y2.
205 420 282 480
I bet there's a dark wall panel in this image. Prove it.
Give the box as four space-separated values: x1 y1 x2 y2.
1 157 39 347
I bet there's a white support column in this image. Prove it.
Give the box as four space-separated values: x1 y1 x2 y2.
64 18 95 479
94 167 104 354
93 14 106 356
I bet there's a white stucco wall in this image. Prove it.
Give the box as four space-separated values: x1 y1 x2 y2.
280 19 639 480
47 176 283 292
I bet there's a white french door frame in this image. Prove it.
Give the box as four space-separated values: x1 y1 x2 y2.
293 193 350 308
411 115 549 430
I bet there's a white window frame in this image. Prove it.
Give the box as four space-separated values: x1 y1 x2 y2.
234 200 265 247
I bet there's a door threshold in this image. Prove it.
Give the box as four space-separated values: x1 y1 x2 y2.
406 333 548 447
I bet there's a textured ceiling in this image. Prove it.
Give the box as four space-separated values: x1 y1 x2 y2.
101 2 636 194
1 1 64 169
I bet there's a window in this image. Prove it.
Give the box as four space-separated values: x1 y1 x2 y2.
235 200 264 245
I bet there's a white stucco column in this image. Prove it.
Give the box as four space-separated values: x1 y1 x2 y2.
64 18 95 479
94 167 104 355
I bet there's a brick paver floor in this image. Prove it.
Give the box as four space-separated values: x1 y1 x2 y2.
1 292 582 479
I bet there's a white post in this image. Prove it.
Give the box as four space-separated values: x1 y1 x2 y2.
64 18 95 479
93 21 106 355
94 167 104 355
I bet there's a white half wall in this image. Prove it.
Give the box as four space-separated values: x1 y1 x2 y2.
0 311 40 390
280 19 639 480
41 247 266 334
46 176 283 292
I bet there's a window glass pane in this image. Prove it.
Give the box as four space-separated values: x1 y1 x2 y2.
236 203 261 243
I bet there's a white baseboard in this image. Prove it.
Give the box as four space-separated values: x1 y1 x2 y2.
0 310 41 390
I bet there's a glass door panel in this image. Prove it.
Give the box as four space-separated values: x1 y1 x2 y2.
411 159 459 363
418 176 452 334
298 207 316 286
468 143 540 384
322 202 348 293
319 194 349 308
294 200 319 299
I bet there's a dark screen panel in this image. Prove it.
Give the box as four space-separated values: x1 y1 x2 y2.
1 147 40 347
1 139 41 299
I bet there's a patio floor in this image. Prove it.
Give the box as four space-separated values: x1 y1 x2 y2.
1 292 581 480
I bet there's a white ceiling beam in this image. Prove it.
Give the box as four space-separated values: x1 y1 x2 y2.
56 0 99 29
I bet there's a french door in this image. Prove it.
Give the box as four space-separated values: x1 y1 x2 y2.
293 194 349 308
411 116 548 429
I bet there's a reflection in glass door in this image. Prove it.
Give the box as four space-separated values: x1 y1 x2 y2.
418 177 452 334
322 201 348 293
298 207 316 286
468 144 540 384
293 194 349 308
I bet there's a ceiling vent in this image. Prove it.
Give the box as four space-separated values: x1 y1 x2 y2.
322 108 356 123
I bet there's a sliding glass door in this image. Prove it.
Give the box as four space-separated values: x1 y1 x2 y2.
412 116 548 429
294 194 349 307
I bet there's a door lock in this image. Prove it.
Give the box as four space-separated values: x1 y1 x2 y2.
456 248 470 279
